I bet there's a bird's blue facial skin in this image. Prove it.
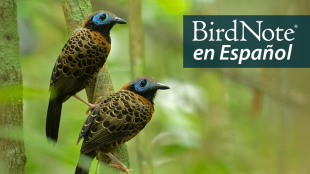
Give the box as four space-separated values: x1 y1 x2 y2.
134 79 151 92
92 12 111 25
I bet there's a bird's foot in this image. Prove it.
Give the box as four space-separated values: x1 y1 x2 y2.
109 164 133 174
107 152 133 174
85 96 102 114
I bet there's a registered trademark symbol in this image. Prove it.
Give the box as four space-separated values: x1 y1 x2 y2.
294 25 298 28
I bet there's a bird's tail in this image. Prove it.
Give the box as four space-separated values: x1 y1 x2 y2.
75 151 97 174
46 96 63 143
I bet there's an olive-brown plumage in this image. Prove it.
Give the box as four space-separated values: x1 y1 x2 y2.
46 10 127 143
75 76 170 174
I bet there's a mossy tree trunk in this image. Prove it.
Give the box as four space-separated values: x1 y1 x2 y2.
0 0 26 173
60 0 130 173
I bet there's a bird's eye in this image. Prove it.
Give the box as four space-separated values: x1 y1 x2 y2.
140 79 147 87
99 14 106 21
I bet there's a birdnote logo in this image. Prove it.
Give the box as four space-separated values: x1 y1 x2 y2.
192 20 294 64
183 16 310 68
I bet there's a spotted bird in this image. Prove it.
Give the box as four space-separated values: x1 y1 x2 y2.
46 11 127 143
75 76 170 174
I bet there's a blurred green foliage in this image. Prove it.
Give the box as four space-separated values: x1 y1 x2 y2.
4 0 310 173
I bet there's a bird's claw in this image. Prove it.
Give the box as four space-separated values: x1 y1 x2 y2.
109 164 133 174
95 96 102 104
85 96 102 115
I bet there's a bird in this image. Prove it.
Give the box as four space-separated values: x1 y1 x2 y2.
46 10 127 143
75 76 170 174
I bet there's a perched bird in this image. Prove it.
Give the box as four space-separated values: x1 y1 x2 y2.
75 76 170 174
46 10 127 143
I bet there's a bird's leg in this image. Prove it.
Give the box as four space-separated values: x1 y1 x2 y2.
107 152 133 174
73 94 102 114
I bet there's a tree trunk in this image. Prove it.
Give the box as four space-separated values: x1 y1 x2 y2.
128 1 154 174
129 0 145 78
0 0 26 173
60 0 130 173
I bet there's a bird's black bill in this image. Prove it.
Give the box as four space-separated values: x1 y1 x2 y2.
155 83 170 90
113 17 127 24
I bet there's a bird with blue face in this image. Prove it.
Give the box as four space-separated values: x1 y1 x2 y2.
46 11 127 143
75 76 170 174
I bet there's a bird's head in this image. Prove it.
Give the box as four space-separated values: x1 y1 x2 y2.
121 76 170 104
82 10 127 36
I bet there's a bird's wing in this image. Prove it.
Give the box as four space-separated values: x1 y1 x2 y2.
76 95 113 145
78 90 151 154
50 29 107 100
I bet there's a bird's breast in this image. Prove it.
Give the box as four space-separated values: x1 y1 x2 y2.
90 31 111 58
136 95 154 122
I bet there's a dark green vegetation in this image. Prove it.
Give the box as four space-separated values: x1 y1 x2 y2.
2 0 310 174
